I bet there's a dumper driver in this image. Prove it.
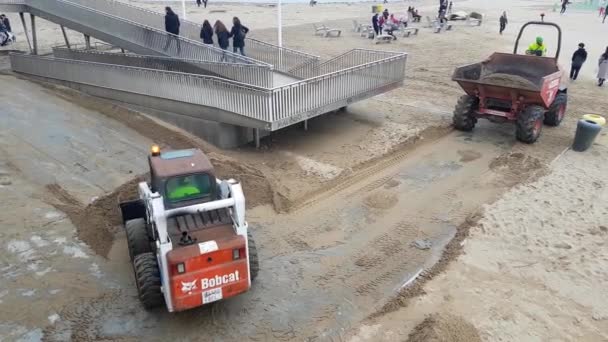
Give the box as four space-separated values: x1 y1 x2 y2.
526 36 547 56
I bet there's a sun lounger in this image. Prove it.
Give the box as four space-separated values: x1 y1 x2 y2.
352 20 371 32
313 23 341 37
401 27 419 37
425 16 438 28
375 34 394 44
433 22 453 33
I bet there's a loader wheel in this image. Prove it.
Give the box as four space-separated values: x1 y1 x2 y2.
247 231 260 281
516 105 544 144
452 95 479 131
133 252 164 310
544 92 567 126
126 218 151 261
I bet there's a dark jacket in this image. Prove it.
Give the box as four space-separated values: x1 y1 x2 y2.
165 13 180 35
200 26 214 44
217 31 229 49
372 14 379 29
572 48 588 67
499 15 507 25
229 23 249 48
2 17 10 32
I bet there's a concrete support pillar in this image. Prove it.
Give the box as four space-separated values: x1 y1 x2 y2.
121 48 125 53
60 26 71 49
84 34 91 49
254 128 260 149
19 12 32 53
303 120 308 131
30 14 37 55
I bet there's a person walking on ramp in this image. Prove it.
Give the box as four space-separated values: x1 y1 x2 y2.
229 17 249 56
163 7 181 54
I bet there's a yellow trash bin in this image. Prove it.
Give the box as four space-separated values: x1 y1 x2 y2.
372 4 383 13
582 114 606 127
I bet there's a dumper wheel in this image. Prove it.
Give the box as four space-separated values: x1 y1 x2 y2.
452 95 479 131
126 218 151 261
544 92 567 126
516 105 544 143
248 231 260 281
133 252 164 310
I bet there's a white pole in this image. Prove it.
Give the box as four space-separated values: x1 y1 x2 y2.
277 0 283 47
181 0 187 20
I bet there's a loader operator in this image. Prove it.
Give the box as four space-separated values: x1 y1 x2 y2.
168 176 201 201
526 36 547 57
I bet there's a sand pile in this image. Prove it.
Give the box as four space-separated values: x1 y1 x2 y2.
407 314 482 342
481 73 538 91
45 177 144 258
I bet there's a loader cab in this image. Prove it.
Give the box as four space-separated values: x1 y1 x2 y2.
148 147 218 209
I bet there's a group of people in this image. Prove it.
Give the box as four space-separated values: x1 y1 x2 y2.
0 14 12 46
199 17 248 55
163 7 249 56
372 9 406 39
195 0 208 9
407 7 422 22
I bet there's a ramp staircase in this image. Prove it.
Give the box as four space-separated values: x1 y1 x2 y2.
0 0 407 147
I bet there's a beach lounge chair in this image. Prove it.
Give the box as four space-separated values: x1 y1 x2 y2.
401 27 419 37
360 26 375 38
313 23 342 37
352 20 370 32
313 23 328 36
467 12 483 26
433 21 453 33
375 33 394 44
425 16 438 28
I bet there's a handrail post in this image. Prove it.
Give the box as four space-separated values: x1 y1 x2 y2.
19 12 32 53
84 34 91 49
30 13 37 55
60 26 71 49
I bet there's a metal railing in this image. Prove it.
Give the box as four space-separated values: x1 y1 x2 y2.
10 53 274 123
291 49 402 79
52 47 273 87
9 49 406 130
271 50 407 127
57 0 319 74
24 0 265 66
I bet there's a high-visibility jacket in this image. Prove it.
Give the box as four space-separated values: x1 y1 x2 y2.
527 42 547 56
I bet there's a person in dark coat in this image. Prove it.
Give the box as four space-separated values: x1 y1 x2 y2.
229 17 249 56
196 0 202 7
570 42 587 80
214 20 229 61
163 7 181 53
0 14 10 32
200 20 213 45
372 13 380 36
499 11 507 35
